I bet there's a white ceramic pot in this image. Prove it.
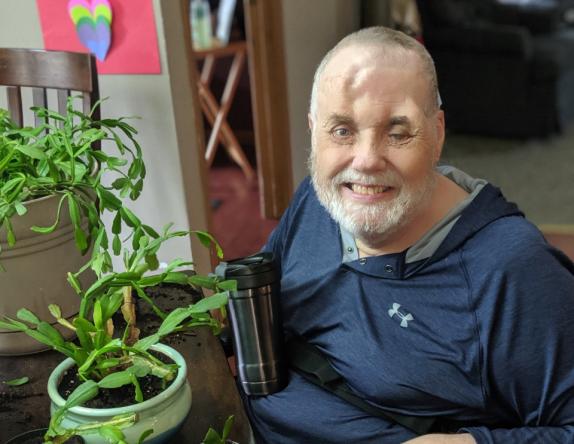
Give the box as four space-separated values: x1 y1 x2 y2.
0 193 94 355
47 344 192 444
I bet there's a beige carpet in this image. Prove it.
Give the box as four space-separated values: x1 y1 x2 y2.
441 124 574 226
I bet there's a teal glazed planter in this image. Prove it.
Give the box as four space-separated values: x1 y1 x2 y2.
47 344 191 444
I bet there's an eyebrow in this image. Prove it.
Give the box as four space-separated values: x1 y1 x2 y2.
388 115 412 127
321 113 414 130
322 113 355 129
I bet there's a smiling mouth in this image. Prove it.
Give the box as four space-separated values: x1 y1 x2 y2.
344 183 393 195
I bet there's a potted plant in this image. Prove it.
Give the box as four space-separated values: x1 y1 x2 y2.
0 224 235 444
0 97 150 354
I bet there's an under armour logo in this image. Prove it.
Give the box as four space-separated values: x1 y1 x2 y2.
388 303 414 328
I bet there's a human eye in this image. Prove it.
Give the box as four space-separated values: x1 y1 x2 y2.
387 131 412 146
330 126 353 143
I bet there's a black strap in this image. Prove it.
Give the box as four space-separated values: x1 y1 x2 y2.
286 336 437 436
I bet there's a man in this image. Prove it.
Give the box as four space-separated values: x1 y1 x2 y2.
242 27 574 443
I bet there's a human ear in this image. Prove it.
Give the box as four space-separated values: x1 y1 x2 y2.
434 110 446 162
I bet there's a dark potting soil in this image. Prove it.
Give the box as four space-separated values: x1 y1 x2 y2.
57 352 176 409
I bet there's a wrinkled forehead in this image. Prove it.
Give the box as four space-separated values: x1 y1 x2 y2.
317 45 429 118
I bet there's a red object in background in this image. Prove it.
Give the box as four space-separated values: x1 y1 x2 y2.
36 0 161 74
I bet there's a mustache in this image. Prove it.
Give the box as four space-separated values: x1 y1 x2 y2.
330 169 402 187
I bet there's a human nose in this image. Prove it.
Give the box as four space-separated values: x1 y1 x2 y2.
351 135 387 172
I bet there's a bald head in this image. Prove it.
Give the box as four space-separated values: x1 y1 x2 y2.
309 27 440 122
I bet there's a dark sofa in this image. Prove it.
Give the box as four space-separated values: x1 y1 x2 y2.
416 0 574 137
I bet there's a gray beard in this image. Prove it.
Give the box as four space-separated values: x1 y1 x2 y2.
309 150 437 243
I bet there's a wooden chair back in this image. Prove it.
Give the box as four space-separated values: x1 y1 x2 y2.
0 48 100 127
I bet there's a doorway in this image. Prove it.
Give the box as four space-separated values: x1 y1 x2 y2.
196 0 293 259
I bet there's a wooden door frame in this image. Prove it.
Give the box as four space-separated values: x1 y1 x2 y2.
160 0 214 275
243 0 293 219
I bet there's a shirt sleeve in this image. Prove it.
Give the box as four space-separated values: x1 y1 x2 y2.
462 221 574 443
463 425 574 443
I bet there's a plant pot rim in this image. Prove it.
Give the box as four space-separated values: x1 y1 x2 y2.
22 192 61 206
47 343 187 417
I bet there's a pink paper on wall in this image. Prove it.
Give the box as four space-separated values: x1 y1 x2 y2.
36 0 161 74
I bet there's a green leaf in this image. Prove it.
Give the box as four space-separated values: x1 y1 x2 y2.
137 429 154 444
68 193 88 252
112 211 122 235
14 202 27 216
3 376 29 386
120 206 140 228
67 272 82 295
132 374 143 403
127 363 150 378
65 380 99 409
163 272 188 285
96 358 121 370
25 328 57 348
202 428 223 444
5 218 15 247
189 292 229 314
107 156 128 168
132 227 144 250
137 275 164 287
115 271 141 281
75 319 94 352
103 288 125 320
85 273 116 299
93 299 103 329
98 371 132 389
98 425 126 443
128 158 141 179
48 304 62 319
144 254 159 271
73 317 97 333
37 321 65 346
111 178 128 190
222 415 235 440
133 333 160 352
74 226 89 253
0 319 27 331
216 279 237 292
157 307 193 337
14 144 46 159
112 234 121 256
16 308 40 325
96 188 122 211
142 224 159 239
193 230 224 259
30 194 66 234
78 339 122 375
188 274 217 290
67 193 81 228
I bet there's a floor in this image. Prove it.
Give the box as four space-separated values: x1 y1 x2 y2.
208 166 278 261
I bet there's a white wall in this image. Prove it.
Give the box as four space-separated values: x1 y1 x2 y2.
0 0 200 271
281 0 361 187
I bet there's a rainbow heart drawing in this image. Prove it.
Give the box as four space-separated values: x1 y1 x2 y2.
68 0 113 61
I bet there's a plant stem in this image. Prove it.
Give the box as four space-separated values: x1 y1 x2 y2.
121 286 140 346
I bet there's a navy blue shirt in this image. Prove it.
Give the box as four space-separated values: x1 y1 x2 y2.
244 177 574 443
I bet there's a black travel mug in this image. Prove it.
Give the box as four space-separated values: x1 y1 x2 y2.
215 252 287 396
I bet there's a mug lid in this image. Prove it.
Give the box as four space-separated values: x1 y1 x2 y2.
215 252 277 289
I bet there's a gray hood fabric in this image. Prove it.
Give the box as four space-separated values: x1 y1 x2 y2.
340 165 487 264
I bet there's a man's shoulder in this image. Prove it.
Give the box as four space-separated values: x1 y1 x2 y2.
461 215 574 282
284 176 325 219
